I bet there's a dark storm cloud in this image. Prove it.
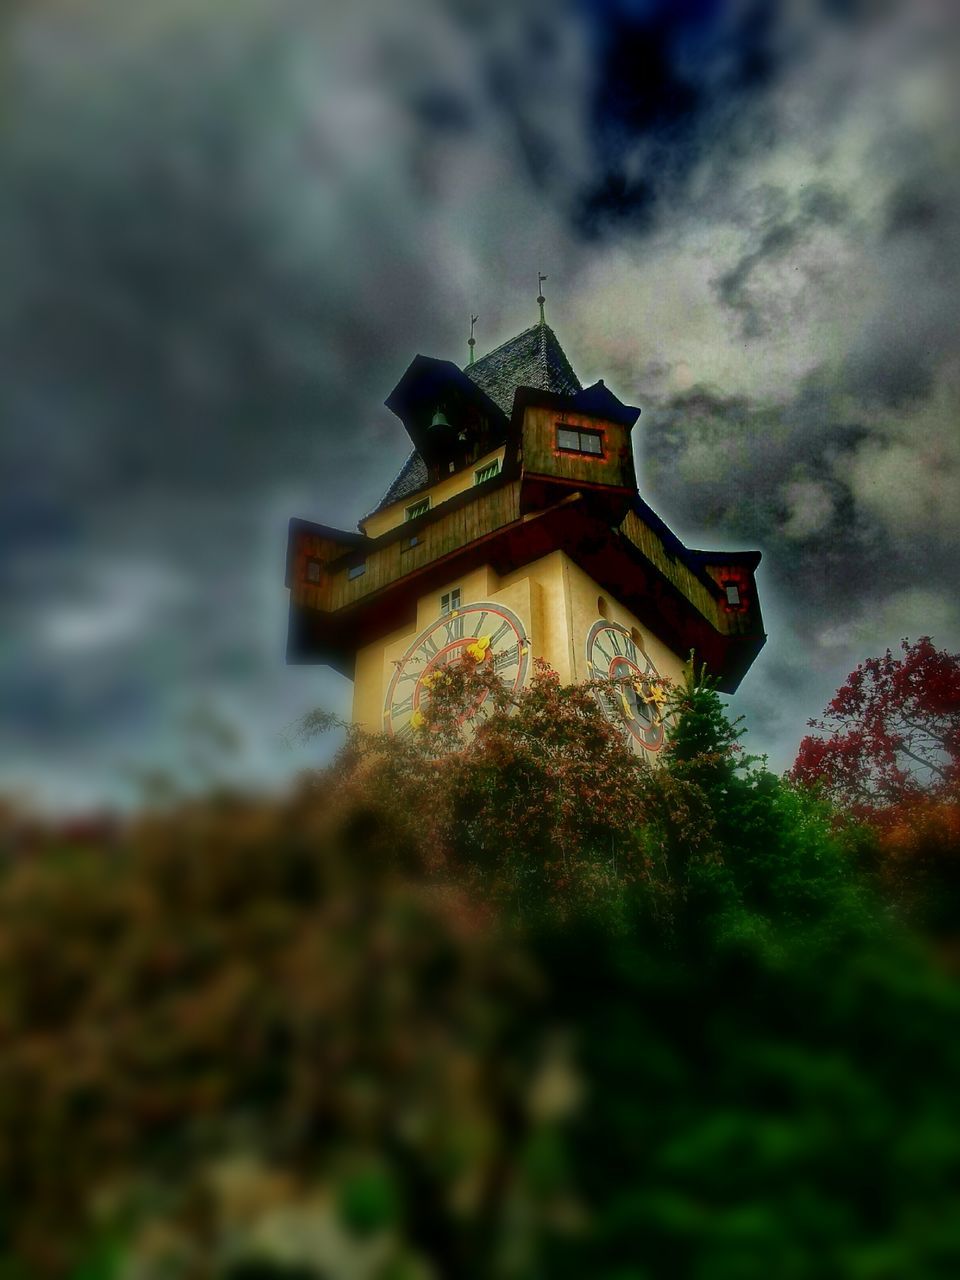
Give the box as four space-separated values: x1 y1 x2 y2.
714 184 850 336
573 0 789 236
1 0 957 802
0 0 599 804
644 383 888 596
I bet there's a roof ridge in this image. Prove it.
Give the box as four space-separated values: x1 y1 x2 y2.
537 323 549 380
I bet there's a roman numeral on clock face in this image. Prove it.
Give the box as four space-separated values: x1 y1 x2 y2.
384 601 530 736
443 613 465 643
493 646 519 672
593 638 612 666
418 634 439 661
391 692 414 717
489 618 512 647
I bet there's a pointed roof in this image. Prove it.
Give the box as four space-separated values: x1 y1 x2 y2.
364 323 583 523
464 322 581 414
374 447 430 510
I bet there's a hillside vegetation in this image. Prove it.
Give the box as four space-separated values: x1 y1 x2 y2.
2 662 959 1279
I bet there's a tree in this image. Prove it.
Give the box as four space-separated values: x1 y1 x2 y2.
791 636 960 819
329 655 704 921
792 637 960 935
4 661 960 1277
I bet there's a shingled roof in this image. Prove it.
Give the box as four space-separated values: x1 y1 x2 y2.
375 447 429 509
464 322 581 413
367 322 582 520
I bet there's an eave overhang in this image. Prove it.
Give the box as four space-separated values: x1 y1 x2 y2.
288 495 765 691
284 517 368 589
510 381 641 430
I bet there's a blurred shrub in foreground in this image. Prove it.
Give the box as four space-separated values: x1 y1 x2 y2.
1 662 960 1278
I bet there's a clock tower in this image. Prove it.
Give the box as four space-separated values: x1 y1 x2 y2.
286 309 765 751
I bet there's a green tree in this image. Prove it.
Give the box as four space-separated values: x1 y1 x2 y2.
2 661 960 1278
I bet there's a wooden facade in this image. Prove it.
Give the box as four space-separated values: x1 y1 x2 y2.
286 326 766 696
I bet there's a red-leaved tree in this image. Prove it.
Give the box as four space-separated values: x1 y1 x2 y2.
792 637 960 934
791 636 960 820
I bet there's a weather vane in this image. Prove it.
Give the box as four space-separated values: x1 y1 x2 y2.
537 272 548 325
468 313 478 365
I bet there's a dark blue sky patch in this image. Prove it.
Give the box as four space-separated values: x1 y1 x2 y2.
573 0 785 236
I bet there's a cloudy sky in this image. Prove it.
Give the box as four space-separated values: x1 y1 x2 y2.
2 0 958 810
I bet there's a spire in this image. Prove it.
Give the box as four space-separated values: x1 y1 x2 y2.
463 319 581 415
537 272 547 325
468 313 478 365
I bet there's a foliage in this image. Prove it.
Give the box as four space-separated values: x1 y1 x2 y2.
2 661 960 1278
792 636 960 817
792 637 960 936
333 656 706 923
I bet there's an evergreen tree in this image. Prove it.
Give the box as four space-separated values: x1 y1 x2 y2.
1 663 959 1278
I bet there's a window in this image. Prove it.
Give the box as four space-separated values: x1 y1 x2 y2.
724 582 741 607
347 561 366 581
441 588 461 614
405 497 430 521
401 534 420 552
556 425 603 456
475 459 500 485
306 559 322 583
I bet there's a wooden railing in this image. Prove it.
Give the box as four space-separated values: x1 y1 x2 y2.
314 481 522 613
295 480 756 640
620 510 757 637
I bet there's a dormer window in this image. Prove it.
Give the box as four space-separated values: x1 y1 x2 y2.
405 497 430 521
556 425 603 457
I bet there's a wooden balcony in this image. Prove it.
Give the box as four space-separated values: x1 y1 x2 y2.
288 477 764 687
291 480 523 615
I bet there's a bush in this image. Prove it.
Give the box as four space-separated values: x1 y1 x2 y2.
1 663 959 1278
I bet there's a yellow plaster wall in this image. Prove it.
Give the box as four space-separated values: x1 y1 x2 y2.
497 550 575 683
359 446 506 539
560 556 687 689
350 549 687 733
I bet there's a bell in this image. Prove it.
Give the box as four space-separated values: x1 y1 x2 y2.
430 408 450 430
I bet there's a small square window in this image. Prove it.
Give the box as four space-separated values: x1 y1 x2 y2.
725 583 741 606
347 561 366 581
440 588 461 615
306 559 322 583
405 498 430 521
475 459 501 485
556 425 604 456
401 534 419 552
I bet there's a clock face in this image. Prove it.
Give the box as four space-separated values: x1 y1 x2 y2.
585 619 666 752
383 600 530 738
